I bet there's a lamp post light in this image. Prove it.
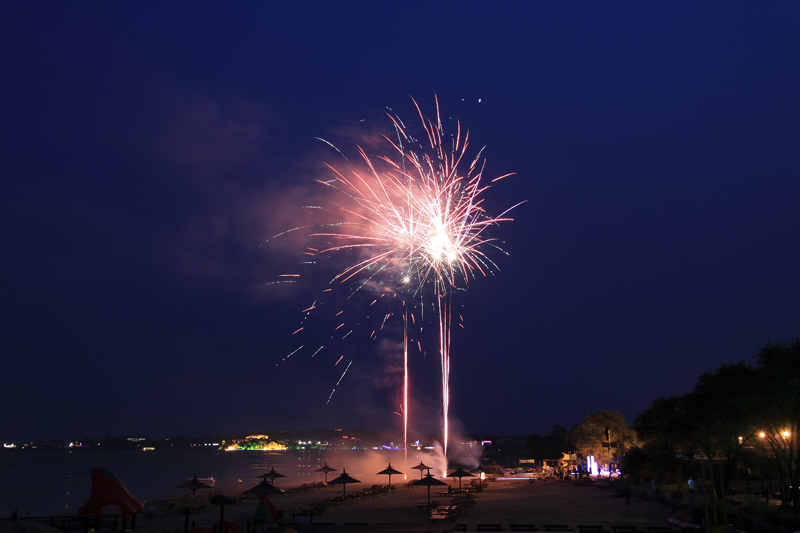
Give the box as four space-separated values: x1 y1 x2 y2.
757 428 797 511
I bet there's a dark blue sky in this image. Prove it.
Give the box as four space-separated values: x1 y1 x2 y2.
2 2 799 443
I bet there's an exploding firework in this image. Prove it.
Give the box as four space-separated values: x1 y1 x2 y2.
277 96 519 458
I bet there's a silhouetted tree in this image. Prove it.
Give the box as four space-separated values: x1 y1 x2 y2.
633 395 695 484
632 339 800 510
751 339 800 512
683 361 761 490
567 411 638 466
634 362 760 489
526 424 572 461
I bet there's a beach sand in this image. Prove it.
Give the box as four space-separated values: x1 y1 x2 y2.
133 479 680 533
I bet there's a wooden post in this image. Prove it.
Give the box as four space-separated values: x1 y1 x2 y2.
702 463 710 533
709 462 719 531
720 464 729 531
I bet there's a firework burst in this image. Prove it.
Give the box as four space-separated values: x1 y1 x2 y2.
277 96 520 458
315 97 517 296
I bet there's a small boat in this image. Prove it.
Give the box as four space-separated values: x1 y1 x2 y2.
191 477 218 486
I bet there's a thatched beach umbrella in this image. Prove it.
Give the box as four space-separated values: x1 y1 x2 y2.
314 463 337 484
175 495 204 510
242 480 284 496
327 468 361 497
176 474 214 496
411 473 448 507
209 494 236 533
469 465 489 475
259 467 287 484
486 461 504 475
410 461 432 479
447 464 474 490
174 495 204 533
376 463 403 486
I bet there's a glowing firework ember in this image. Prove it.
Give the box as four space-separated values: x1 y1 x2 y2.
307 96 520 456
316 99 517 294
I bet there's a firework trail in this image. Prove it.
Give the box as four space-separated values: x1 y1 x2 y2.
403 308 409 463
306 96 520 457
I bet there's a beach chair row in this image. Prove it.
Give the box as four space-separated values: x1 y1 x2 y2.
296 484 396 516
283 480 327 493
428 504 463 521
450 492 477 507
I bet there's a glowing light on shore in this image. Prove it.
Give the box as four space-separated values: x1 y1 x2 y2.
225 441 287 451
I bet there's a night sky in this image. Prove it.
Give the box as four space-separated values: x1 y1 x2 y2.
3 2 799 443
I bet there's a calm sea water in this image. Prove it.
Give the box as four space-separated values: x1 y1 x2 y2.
0 448 414 519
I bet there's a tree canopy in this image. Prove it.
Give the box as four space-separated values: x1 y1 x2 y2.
566 410 638 463
629 338 800 511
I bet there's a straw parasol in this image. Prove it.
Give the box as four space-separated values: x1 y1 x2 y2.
174 495 204 533
327 468 361 497
314 462 337 484
376 463 403 486
259 468 287 485
469 465 489 475
486 461 504 475
242 480 284 496
410 461 432 479
447 464 475 490
411 473 448 507
176 474 214 496
209 494 236 533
